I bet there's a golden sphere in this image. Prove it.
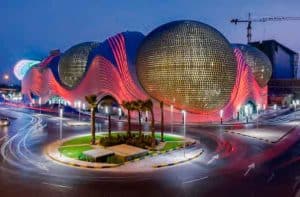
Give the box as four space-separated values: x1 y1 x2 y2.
235 44 272 87
58 42 99 88
136 20 237 112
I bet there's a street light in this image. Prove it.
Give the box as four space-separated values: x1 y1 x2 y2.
181 110 186 158
104 105 111 135
273 104 277 110
219 109 224 125
145 111 149 122
118 107 122 120
3 74 9 81
170 105 174 133
3 74 9 86
293 100 297 111
38 98 42 114
76 101 81 121
59 107 64 140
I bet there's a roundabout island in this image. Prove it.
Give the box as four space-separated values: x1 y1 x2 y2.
46 132 202 171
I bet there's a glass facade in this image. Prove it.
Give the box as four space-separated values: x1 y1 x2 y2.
136 20 237 112
58 42 99 88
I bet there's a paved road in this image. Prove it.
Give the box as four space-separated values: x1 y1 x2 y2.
0 105 300 196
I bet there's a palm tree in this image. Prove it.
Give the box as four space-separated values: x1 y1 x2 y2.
144 99 155 146
99 96 115 139
160 101 164 142
122 101 134 137
132 100 144 138
85 95 98 145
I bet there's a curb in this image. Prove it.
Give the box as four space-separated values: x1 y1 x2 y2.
152 149 204 168
126 140 198 164
46 135 199 169
47 151 121 169
225 127 295 144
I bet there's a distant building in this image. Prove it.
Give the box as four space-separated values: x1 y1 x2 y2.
250 40 299 79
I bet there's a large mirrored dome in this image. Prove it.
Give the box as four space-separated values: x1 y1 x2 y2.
234 44 272 87
58 42 99 88
136 20 237 112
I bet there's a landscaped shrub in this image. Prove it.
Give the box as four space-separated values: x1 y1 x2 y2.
106 155 124 164
78 153 93 161
99 133 157 149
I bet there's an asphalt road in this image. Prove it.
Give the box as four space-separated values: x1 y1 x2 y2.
0 105 300 197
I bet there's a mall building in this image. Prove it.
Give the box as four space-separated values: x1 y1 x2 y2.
14 20 273 123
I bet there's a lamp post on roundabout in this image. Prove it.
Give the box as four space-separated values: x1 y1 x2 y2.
59 107 64 140
170 105 174 134
181 110 186 158
219 109 224 125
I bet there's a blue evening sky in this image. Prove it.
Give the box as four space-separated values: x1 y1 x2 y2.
1 0 300 84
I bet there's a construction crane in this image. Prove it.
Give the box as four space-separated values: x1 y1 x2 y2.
231 13 300 43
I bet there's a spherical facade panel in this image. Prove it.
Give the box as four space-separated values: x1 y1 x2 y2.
235 44 272 87
136 20 237 112
58 42 99 88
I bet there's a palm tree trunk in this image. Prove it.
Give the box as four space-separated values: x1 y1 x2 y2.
138 111 142 137
108 114 111 139
91 107 96 145
150 109 155 147
127 109 131 137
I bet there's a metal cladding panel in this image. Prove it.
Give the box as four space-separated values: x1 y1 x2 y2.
136 20 237 112
234 44 272 87
58 42 99 89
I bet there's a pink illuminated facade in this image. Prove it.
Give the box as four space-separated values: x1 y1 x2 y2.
19 25 269 123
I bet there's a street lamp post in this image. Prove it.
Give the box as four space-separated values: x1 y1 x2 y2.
293 100 297 111
104 106 111 135
219 109 224 125
78 101 81 121
181 110 186 158
145 111 148 122
3 74 9 86
170 105 173 134
273 104 277 111
59 107 63 140
118 107 122 120
38 98 42 114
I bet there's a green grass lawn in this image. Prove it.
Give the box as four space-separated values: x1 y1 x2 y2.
62 132 183 146
162 141 184 151
59 145 93 159
59 132 185 160
154 133 183 141
62 135 102 146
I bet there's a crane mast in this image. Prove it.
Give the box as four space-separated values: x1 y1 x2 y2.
231 13 300 43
